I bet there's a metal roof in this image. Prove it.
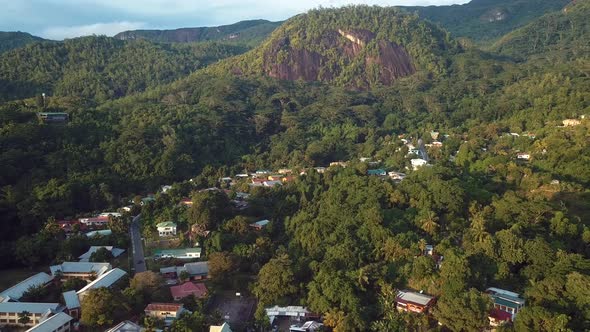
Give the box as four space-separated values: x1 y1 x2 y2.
396 290 435 306
183 262 209 276
106 320 144 332
85 229 112 238
25 312 72 332
154 248 201 258
50 262 111 276
250 220 270 227
156 222 177 228
0 302 60 314
77 268 127 297
62 291 80 310
0 272 53 301
78 246 125 262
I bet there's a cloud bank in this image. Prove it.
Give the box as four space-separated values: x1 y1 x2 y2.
41 21 147 40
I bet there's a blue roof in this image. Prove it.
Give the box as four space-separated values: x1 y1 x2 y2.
25 312 73 332
62 291 80 309
0 302 60 314
367 169 386 175
0 272 53 301
251 220 270 227
77 268 127 297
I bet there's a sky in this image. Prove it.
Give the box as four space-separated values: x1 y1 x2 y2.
0 0 469 40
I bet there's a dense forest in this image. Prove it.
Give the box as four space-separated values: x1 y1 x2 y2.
0 1 589 331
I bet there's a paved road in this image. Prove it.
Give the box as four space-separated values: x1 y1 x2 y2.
130 214 147 273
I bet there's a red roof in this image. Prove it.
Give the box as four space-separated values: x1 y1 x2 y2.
145 303 183 312
489 308 512 321
170 282 208 299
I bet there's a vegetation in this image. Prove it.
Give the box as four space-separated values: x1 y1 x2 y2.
0 32 45 54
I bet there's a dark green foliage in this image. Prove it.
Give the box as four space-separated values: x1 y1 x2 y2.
0 31 45 53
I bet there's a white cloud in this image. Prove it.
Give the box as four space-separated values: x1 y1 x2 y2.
41 21 147 40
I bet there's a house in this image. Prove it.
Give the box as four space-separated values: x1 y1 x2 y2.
50 262 111 281
38 112 68 123
424 245 434 256
161 185 173 193
154 248 201 260
395 290 436 313
79 216 110 227
121 206 133 212
141 197 156 206
56 220 82 233
268 175 283 181
0 302 61 326
367 169 387 176
282 176 295 183
98 212 122 218
210 322 232 332
266 306 311 325
77 268 127 299
516 153 530 161
61 291 80 319
0 272 54 302
290 321 323 332
85 229 112 238
411 159 428 170
157 222 177 237
78 246 125 262
263 181 283 187
106 320 144 332
180 262 209 280
388 172 406 181
563 119 581 127
255 170 271 175
144 303 187 326
329 162 347 168
25 312 73 332
235 173 249 178
170 282 208 301
313 167 326 174
278 169 293 175
250 219 270 231
179 198 193 207
488 308 513 327
431 141 443 147
486 287 525 320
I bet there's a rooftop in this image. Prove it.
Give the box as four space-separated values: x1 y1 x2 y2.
156 222 177 228
250 219 270 228
154 248 201 258
145 303 183 312
78 246 125 262
77 268 127 297
106 320 144 332
183 261 209 276
0 272 53 302
396 290 435 306
0 302 60 314
170 282 208 299
210 322 232 332
25 312 72 332
50 262 111 276
62 291 80 310
85 229 113 238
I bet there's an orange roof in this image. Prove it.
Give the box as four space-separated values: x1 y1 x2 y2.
145 303 183 312
170 282 208 299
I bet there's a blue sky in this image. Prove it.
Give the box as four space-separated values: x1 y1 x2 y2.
0 0 469 40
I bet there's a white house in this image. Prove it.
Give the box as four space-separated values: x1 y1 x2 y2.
157 222 177 237
411 159 428 170
516 153 530 161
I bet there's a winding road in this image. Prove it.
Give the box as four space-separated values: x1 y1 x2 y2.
130 214 147 273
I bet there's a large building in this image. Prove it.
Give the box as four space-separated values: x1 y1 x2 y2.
153 248 201 260
77 268 127 299
144 303 187 326
0 272 53 302
486 287 525 321
156 222 177 237
0 302 61 327
25 312 73 332
395 290 436 314
49 262 112 281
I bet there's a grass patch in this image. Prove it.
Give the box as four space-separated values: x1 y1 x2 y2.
0 267 48 290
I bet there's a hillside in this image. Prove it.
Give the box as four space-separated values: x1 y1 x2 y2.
0 31 46 53
403 0 571 43
0 36 247 102
218 6 459 88
114 19 282 48
493 0 590 60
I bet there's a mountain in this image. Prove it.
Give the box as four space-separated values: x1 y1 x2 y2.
493 0 590 60
114 19 282 47
215 6 460 88
403 0 571 43
0 36 247 102
0 31 46 53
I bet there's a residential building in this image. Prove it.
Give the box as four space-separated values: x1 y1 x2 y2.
161 185 173 193
255 170 271 175
154 248 201 260
263 180 282 187
0 272 53 302
49 262 111 281
488 308 512 327
329 162 347 168
278 169 293 175
0 302 61 326
388 171 406 181
77 268 127 299
25 312 73 332
179 198 193 207
250 219 270 231
516 153 531 161
79 216 110 227
78 246 125 262
170 282 208 301
98 212 122 218
313 167 326 174
395 290 436 313
268 175 283 181
563 119 581 127
61 291 80 319
486 287 525 320
38 112 68 123
367 169 387 176
411 159 428 170
144 303 187 326
210 322 232 332
265 306 314 326
290 321 323 332
157 222 177 237
106 320 144 332
160 262 209 280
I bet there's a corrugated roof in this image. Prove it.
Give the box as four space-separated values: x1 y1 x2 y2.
25 312 72 332
170 282 208 299
0 302 60 314
50 262 112 276
184 262 209 276
85 229 112 238
209 322 232 332
77 268 127 297
62 291 80 309
106 320 144 332
78 246 125 262
0 272 53 301
154 248 201 258
145 303 183 312
156 222 177 228
396 290 435 306
250 220 270 227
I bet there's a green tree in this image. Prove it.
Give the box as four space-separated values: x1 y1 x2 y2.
433 289 492 332
18 311 31 325
253 254 298 306
80 288 127 327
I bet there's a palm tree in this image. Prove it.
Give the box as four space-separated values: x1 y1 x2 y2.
18 311 31 325
420 211 440 236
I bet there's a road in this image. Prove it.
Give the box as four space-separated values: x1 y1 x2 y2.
130 214 147 273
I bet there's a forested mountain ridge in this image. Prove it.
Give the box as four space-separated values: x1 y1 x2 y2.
492 0 590 60
402 0 571 44
0 36 247 102
114 19 282 48
212 6 460 88
0 31 46 53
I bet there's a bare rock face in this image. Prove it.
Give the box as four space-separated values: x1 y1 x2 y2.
263 29 415 87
